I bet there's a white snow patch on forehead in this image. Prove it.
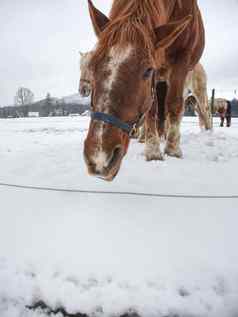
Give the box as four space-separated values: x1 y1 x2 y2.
97 45 133 113
105 45 132 90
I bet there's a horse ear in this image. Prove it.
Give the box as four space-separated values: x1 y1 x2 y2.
154 15 192 49
88 0 110 37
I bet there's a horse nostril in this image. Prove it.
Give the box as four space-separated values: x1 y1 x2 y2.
108 146 122 170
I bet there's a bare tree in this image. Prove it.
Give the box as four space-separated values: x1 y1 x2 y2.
42 92 53 116
14 87 34 106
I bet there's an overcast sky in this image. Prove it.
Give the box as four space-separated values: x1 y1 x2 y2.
0 0 238 105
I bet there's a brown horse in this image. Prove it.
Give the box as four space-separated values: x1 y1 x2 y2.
84 0 205 181
212 98 231 127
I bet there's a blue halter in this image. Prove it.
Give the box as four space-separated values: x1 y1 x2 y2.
91 112 138 136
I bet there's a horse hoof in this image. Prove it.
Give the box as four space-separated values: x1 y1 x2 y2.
138 137 145 143
145 153 164 161
164 147 183 158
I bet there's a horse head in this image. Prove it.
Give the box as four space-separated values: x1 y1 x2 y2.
84 0 192 181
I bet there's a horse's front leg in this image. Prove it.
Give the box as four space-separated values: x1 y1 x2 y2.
165 68 187 158
193 88 212 130
220 116 224 127
144 109 164 161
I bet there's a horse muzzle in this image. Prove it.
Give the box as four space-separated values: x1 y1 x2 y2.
84 143 123 181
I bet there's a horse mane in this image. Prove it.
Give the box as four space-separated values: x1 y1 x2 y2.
109 0 165 23
90 0 166 69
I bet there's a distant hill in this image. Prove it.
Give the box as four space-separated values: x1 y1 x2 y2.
31 93 90 107
60 94 90 105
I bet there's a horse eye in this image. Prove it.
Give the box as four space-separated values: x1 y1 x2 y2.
143 68 154 79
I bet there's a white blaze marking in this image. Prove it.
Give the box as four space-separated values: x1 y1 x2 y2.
105 45 132 91
92 45 132 172
92 147 108 172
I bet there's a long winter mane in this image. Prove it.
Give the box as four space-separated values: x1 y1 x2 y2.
109 0 165 23
90 0 166 68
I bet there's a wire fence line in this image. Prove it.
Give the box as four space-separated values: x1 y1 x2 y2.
0 182 238 199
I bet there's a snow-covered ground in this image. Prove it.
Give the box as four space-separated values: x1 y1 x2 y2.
0 116 238 317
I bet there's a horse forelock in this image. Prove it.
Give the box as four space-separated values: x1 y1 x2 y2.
89 0 164 69
109 0 165 23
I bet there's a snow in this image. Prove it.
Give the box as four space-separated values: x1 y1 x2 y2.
0 116 238 317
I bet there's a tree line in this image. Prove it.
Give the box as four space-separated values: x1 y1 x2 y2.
0 87 89 118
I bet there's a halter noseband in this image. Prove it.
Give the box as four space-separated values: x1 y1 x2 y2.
91 111 145 137
90 71 157 137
